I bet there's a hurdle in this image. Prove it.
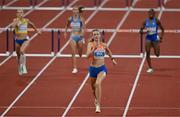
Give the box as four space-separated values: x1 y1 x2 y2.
0 28 61 57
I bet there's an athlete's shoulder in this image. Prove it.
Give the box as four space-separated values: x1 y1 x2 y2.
13 18 18 21
155 17 161 24
68 16 73 21
100 42 107 47
80 16 85 21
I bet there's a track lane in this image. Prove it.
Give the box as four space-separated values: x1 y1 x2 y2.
4 58 89 116
125 1 180 116
67 59 141 116
161 12 180 29
134 0 159 8
0 57 51 115
161 33 180 55
127 59 180 116
87 11 125 29
165 0 180 8
103 0 127 8
109 32 141 55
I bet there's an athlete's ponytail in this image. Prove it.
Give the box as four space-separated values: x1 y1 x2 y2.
78 6 84 13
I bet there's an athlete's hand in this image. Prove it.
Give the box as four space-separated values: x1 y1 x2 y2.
159 37 163 43
112 58 117 66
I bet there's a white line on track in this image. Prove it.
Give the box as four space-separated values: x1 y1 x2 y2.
122 53 146 117
122 1 166 116
61 0 140 116
1 53 180 59
0 0 79 116
2 0 17 7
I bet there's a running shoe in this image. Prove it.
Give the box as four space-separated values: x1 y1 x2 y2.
94 99 101 113
72 68 78 74
146 68 154 73
95 103 101 113
19 64 23 75
22 65 27 74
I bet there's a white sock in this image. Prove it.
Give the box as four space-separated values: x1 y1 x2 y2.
20 54 26 66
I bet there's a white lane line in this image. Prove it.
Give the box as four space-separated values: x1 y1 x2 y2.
61 73 90 117
61 0 139 116
0 1 79 117
3 0 17 7
122 53 146 117
0 54 13 66
122 1 166 116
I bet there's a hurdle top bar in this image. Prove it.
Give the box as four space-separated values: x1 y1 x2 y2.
1 28 180 33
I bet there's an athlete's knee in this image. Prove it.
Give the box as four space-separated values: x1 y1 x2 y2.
20 50 25 55
95 81 101 88
79 51 82 57
16 51 20 59
16 49 20 54
155 50 160 57
146 52 151 58
155 52 160 57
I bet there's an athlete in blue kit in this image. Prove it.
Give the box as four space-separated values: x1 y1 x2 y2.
64 6 85 74
140 9 164 73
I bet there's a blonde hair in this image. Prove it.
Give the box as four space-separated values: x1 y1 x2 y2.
17 9 24 13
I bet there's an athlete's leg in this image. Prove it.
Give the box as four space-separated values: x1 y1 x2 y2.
145 40 153 69
94 71 106 113
15 43 21 64
16 43 23 75
152 41 160 57
19 40 29 74
77 40 84 57
70 39 78 73
20 40 29 65
95 71 106 105
91 78 97 100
